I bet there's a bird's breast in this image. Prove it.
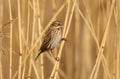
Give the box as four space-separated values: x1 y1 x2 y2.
50 31 61 49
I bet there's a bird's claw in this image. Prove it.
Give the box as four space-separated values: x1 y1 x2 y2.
55 57 60 61
61 38 67 41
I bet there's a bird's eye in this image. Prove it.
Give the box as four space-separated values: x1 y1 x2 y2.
58 24 60 26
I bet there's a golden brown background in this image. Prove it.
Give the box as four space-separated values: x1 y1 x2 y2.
0 0 120 79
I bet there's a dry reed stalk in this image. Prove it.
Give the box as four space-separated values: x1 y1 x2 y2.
50 0 76 78
20 23 27 79
36 0 44 78
8 0 13 79
58 69 68 79
96 8 100 43
31 59 40 79
116 22 120 79
114 3 120 79
27 0 36 77
74 2 81 79
37 0 42 36
63 0 70 37
52 0 57 16
90 0 115 79
0 1 3 79
21 0 25 18
17 0 23 78
54 72 60 79
12 70 18 79
21 0 30 79
41 0 45 24
82 0 95 35
0 58 2 79
101 54 111 79
2 18 17 28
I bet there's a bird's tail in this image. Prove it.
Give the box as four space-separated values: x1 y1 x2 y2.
34 51 42 61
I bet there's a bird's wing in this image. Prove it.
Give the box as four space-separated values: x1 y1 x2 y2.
35 28 52 61
40 27 52 51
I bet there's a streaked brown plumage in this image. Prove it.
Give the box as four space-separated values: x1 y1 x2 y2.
35 21 63 60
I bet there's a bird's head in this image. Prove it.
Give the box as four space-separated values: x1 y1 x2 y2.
51 21 63 30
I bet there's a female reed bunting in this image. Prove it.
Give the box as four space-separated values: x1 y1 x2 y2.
35 21 64 60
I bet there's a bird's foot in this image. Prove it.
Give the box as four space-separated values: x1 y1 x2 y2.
55 57 60 61
61 38 67 41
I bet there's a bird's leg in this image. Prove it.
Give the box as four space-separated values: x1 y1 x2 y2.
49 49 60 61
55 57 60 61
48 50 56 61
61 38 67 41
48 50 53 56
48 49 57 59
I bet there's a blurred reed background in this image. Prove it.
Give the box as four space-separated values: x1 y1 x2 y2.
0 0 120 79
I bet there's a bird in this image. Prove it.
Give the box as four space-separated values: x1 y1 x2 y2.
35 21 63 61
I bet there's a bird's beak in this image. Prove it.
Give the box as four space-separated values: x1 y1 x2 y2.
57 25 63 29
60 25 64 28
